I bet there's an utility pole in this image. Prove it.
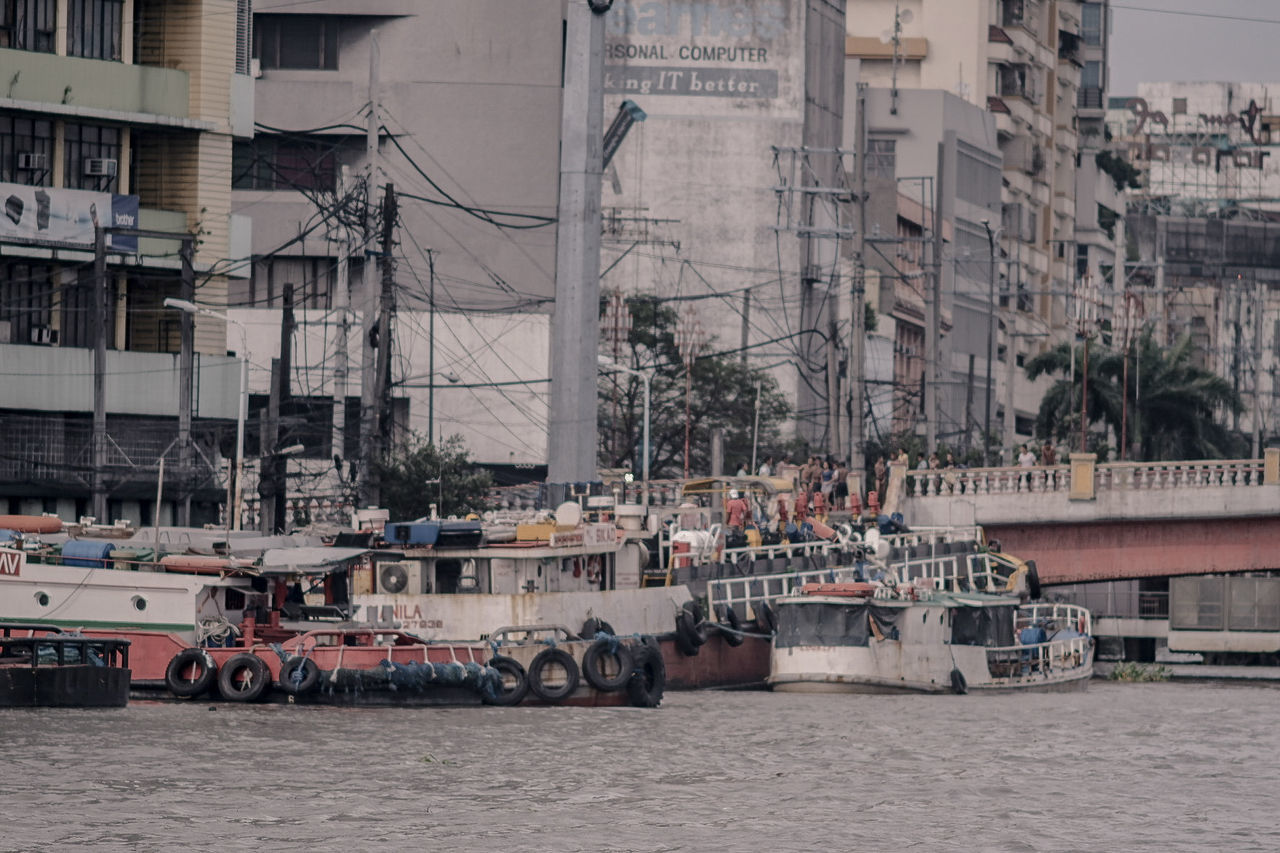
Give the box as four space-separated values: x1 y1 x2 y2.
982 219 998 466
1004 314 1017 458
426 247 437 445
926 141 945 455
91 218 108 523
548 0 607 483
359 30 381 505
372 183 398 468
177 239 194 526
1254 278 1265 457
848 83 868 494
332 165 351 480
261 283 294 533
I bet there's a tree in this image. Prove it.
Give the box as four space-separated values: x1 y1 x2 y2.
598 299 791 478
373 433 492 521
1025 331 1244 461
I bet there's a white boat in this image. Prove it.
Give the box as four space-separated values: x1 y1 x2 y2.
762 531 1094 694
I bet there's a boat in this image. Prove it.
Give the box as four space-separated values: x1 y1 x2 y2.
0 623 132 708
762 531 1094 694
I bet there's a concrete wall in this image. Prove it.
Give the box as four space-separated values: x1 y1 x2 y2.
0 47 191 121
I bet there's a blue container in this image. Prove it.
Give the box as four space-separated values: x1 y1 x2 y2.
0 529 15 543
383 522 441 547
61 539 115 568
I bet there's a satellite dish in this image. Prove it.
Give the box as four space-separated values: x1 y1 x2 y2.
879 29 893 44
898 8 913 24
554 501 582 528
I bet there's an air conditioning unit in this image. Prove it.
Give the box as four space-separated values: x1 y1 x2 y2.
83 158 118 177
17 152 48 170
376 560 426 595
30 326 59 345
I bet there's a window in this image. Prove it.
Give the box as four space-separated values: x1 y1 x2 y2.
67 0 124 60
866 139 895 179
1080 3 1102 46
233 137 340 192
0 114 54 186
0 262 54 345
254 15 339 70
63 123 121 192
1082 60 1103 90
0 0 55 52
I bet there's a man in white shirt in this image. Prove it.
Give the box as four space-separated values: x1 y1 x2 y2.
1018 445 1036 467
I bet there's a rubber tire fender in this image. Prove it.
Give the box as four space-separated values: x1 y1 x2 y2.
1025 560 1042 601
484 655 530 706
581 638 635 691
580 617 616 639
527 647 581 703
164 648 218 698
950 667 968 695
755 601 778 634
626 643 666 708
278 655 321 695
217 652 272 702
718 605 745 648
674 609 703 657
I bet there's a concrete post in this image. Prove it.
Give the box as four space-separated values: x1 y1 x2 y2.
1264 447 1280 485
1068 452 1097 501
548 1 606 483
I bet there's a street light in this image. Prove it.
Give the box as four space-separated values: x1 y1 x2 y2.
598 355 650 507
981 219 1001 467
163 297 249 531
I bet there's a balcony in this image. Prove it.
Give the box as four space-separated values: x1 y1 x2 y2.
1078 86 1105 111
0 48 200 128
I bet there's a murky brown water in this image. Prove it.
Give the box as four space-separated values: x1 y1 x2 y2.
2 682 1278 852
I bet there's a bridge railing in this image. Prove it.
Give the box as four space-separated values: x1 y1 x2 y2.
904 457 1268 498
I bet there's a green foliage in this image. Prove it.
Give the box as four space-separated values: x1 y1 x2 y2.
1025 331 1244 461
598 299 792 478
1108 662 1170 682
373 433 492 521
1095 150 1142 191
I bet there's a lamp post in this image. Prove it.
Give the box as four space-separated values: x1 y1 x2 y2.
674 308 705 479
598 355 650 507
981 220 1000 467
164 297 248 531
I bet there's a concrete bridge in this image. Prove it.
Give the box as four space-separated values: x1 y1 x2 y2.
898 451 1280 586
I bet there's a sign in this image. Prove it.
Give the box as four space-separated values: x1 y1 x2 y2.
0 548 23 577
549 523 618 549
0 182 140 252
605 0 789 101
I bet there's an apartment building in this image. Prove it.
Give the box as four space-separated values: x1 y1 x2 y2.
0 0 251 525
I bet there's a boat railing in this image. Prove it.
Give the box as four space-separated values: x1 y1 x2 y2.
708 566 862 622
0 634 131 669
983 634 1091 679
1017 602 1092 636
893 552 1010 595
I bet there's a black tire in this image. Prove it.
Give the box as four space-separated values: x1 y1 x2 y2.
217 652 271 702
718 605 745 648
484 655 529 706
527 647 580 703
581 638 634 691
580 617 616 639
1025 560 1042 600
164 648 218 698
950 667 968 695
681 600 704 624
755 601 778 634
626 643 666 708
674 610 703 657
278 655 320 695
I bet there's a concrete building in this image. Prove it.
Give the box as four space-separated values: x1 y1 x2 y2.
0 0 251 525
226 0 564 523
847 0 1092 460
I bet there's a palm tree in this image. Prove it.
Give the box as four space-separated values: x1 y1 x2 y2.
1118 331 1245 461
1024 338 1122 449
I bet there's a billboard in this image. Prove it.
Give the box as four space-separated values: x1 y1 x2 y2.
0 182 140 252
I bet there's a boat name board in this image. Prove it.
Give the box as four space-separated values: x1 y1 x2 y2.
550 523 617 549
0 548 22 577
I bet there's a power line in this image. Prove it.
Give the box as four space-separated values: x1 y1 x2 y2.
1110 3 1280 25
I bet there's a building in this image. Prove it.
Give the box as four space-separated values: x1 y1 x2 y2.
0 0 251 525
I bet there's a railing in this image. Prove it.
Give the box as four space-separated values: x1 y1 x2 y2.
905 458 1267 499
985 634 1091 679
0 634 131 669
906 466 1070 497
708 566 862 623
1017 602 1092 635
1097 459 1263 489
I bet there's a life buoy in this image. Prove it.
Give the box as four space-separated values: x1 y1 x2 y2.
164 648 218 698
582 638 634 691
626 642 666 708
217 652 271 702
1077 612 1087 635
718 605 745 647
527 647 580 703
484 655 529 706
279 655 320 695
950 667 968 695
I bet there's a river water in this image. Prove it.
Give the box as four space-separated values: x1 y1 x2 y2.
2 681 1277 852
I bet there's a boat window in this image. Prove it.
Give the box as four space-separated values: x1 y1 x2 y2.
225 588 246 610
436 559 463 595
775 601 902 649
950 604 1016 646
34 591 49 607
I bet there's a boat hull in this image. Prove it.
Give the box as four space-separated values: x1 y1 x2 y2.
659 633 771 690
0 664 131 707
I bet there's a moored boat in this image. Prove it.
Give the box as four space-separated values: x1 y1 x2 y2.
0 623 131 708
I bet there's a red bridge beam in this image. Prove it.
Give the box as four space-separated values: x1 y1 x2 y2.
986 518 1280 585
